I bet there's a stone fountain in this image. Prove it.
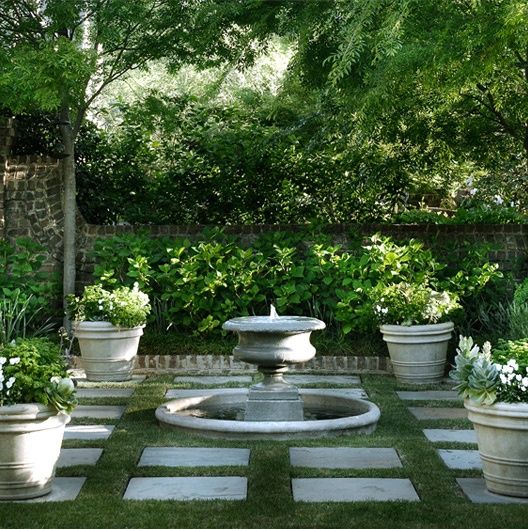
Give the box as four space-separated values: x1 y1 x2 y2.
223 305 325 421
156 307 380 439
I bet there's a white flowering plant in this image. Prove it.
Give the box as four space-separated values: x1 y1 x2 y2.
450 336 528 405
0 338 76 413
370 282 461 326
67 283 151 328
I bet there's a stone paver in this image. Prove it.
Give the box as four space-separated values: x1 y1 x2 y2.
423 429 477 444
165 387 367 399
13 478 86 503
408 407 467 420
457 478 528 504
397 391 460 401
284 375 361 385
123 477 247 501
437 449 481 470
292 478 420 502
57 448 103 468
64 425 115 441
290 447 402 469
173 375 253 385
76 388 135 399
138 447 250 467
72 405 126 420
74 374 146 386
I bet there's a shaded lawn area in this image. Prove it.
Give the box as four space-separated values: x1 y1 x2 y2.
1 375 526 529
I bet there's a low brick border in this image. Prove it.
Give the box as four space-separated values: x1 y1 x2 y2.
70 355 392 374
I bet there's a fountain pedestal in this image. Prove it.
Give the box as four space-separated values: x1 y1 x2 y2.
223 308 326 422
245 367 303 421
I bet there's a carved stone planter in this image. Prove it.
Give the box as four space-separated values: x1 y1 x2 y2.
380 322 454 384
465 399 528 497
74 321 144 381
0 404 70 500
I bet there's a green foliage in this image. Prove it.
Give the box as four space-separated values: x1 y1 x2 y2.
91 231 500 337
0 338 77 412
393 204 528 225
0 238 59 341
450 336 499 405
451 335 528 404
369 283 460 326
67 284 151 328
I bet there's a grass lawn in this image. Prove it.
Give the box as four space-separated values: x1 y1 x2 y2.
1 375 526 529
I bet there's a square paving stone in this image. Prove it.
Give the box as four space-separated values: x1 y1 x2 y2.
290 447 402 469
437 449 481 470
64 425 115 440
423 429 477 444
408 407 467 420
74 374 146 386
138 447 250 467
284 375 361 386
123 477 247 501
76 388 134 398
457 478 528 504
12 478 86 503
292 478 420 502
72 405 126 419
396 391 460 401
57 448 103 468
173 375 253 385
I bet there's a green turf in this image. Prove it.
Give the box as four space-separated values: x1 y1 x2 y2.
1 375 526 529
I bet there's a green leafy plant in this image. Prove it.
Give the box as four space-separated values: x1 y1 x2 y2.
0 238 59 340
67 284 151 328
369 282 460 326
450 336 528 405
0 290 56 346
0 338 77 413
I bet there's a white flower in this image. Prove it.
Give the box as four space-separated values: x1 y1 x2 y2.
470 188 478 196
0 357 6 365
500 374 508 384
466 177 473 187
507 359 519 371
482 341 492 360
6 377 15 389
9 357 20 365
516 374 522 382
494 195 504 205
50 376 61 385
522 377 528 387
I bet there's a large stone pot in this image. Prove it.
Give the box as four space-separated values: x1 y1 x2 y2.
380 322 454 384
465 399 528 497
0 404 70 500
74 321 144 381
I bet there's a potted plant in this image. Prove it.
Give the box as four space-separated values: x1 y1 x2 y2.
0 338 76 500
67 283 151 381
371 282 460 384
450 336 528 497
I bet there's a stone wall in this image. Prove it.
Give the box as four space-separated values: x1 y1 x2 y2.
1 119 527 284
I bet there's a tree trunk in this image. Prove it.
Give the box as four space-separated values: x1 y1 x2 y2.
59 105 76 329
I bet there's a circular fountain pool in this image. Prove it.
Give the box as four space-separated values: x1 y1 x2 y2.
156 391 380 440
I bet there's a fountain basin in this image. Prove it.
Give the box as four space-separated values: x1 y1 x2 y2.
156 391 380 440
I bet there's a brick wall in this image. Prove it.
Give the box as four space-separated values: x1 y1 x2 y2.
1 120 527 285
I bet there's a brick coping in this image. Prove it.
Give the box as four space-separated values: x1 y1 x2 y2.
71 355 392 374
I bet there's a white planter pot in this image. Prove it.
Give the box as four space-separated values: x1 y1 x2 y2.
465 399 528 497
74 321 144 382
0 404 70 499
380 322 454 384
